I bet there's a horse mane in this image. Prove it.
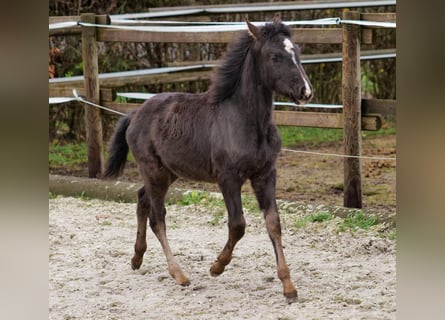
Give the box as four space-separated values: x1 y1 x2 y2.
208 21 292 105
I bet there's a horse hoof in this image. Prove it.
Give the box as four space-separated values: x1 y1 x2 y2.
209 262 225 277
177 277 191 286
131 257 142 270
131 264 140 270
284 290 298 304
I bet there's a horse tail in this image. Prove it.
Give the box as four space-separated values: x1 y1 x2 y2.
103 114 132 179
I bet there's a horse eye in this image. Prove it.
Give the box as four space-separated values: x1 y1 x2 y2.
271 54 282 62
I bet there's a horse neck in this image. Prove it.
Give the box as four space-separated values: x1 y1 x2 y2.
234 52 274 129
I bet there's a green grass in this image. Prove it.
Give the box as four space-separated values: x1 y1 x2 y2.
178 190 260 213
338 210 378 232
176 190 261 225
291 208 388 237
179 190 224 207
294 211 334 228
49 142 89 168
49 142 135 169
278 126 343 148
361 121 396 138
277 121 395 148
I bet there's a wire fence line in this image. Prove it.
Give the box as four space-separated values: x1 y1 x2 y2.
49 90 396 162
49 16 395 31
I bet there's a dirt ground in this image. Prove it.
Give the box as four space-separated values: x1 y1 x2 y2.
49 133 396 319
49 196 395 320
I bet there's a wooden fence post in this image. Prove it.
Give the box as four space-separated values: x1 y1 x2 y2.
342 11 362 208
80 13 104 178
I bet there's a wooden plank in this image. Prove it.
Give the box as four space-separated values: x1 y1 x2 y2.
49 70 213 88
49 87 85 97
49 27 81 37
362 114 382 131
342 11 362 208
97 28 238 43
100 88 115 102
48 87 114 102
164 48 396 67
291 28 342 44
273 111 381 130
48 16 80 37
49 16 79 24
274 111 342 128
103 102 140 114
362 99 395 118
81 13 104 178
97 28 342 44
99 106 382 131
361 12 396 23
49 174 184 203
49 15 109 37
361 29 373 44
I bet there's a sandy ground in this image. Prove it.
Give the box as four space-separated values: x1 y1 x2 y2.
49 196 395 320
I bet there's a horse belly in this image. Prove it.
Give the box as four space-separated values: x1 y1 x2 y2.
162 150 216 183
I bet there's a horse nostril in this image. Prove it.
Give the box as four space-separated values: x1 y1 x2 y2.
300 86 308 99
298 85 313 103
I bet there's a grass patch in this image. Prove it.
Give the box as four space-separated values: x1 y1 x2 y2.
49 142 135 169
338 210 378 232
278 126 343 148
49 192 58 199
241 194 260 216
49 142 89 168
209 209 225 226
176 190 261 224
277 121 395 148
179 190 224 207
387 229 396 240
294 211 334 228
178 190 260 215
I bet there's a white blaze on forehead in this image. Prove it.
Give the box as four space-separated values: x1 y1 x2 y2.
283 38 312 97
282 38 297 65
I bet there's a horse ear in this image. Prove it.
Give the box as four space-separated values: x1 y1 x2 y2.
272 14 282 24
245 17 261 40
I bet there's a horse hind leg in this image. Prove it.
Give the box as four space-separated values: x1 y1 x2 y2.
132 187 189 285
148 193 190 286
131 187 149 270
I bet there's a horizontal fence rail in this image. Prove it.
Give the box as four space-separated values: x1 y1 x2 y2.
49 0 396 24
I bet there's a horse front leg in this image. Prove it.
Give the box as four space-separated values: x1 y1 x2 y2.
251 169 298 304
210 175 246 276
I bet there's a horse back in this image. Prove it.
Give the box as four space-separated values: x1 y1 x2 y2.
127 92 217 182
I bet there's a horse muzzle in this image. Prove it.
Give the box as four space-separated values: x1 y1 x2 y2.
290 84 313 105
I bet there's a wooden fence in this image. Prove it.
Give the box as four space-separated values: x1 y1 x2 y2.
49 10 396 208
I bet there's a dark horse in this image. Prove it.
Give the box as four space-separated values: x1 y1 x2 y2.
103 18 313 303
